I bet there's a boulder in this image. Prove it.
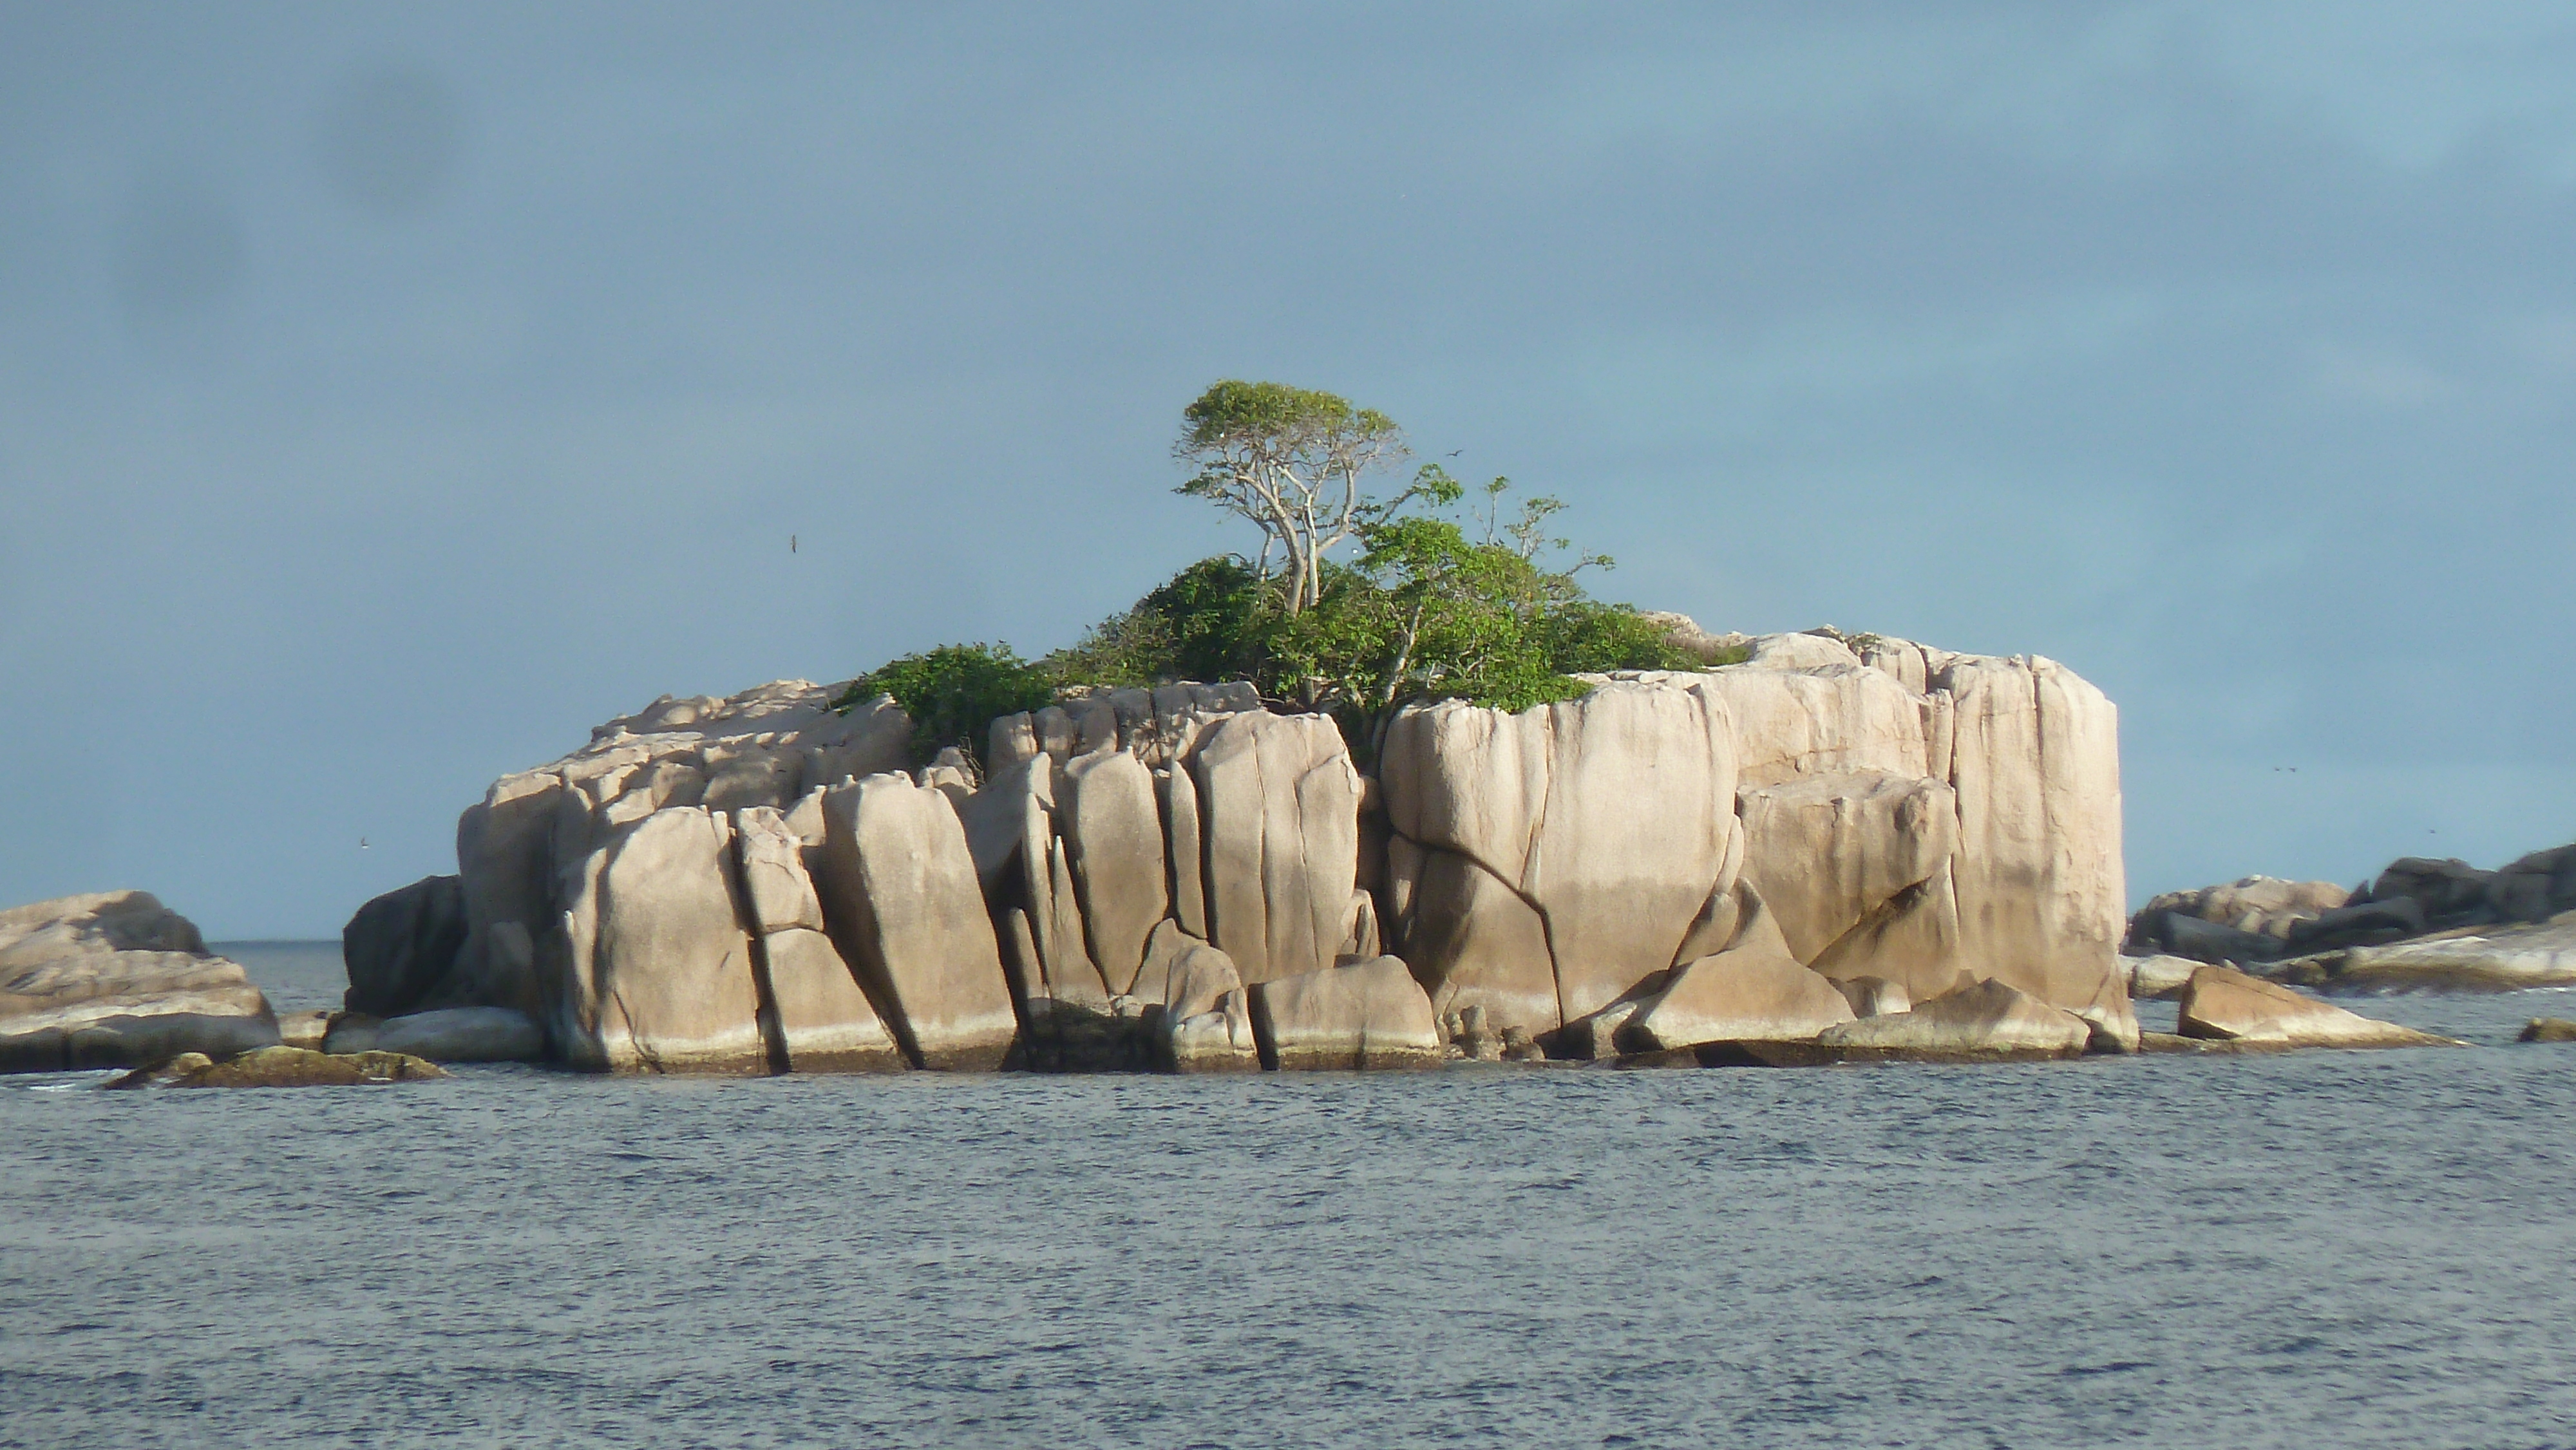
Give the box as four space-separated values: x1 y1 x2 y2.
553 805 769 1073
733 808 902 1073
341 874 471 1017
2360 856 2496 926
1933 655 2135 1050
815 774 1018 1070
2304 914 2576 991
2519 1018 2576 1044
2174 965 2458 1049
160 1045 448 1088
1059 748 1170 995
1809 978 2094 1060
1191 710 1363 986
1623 886 1855 1050
1735 769 1957 966
276 1009 335 1051
325 1006 544 1062
449 679 912 1027
1249 956 1443 1070
2486 844 2576 924
2285 898 2427 952
1381 680 1737 1030
2160 914 2285 965
0 892 281 1073
2123 954 2202 1000
1143 923 1258 1073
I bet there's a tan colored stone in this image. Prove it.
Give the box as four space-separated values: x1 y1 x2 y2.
0 892 280 1073
1834 975 1911 1017
1142 921 1257 1071
1524 682 1739 1021
1390 844 1561 1035
1061 748 1170 995
1936 655 2136 1049
2175 965 2458 1048
1249 956 1442 1070
559 806 768 1074
1162 763 1208 938
1191 711 1362 984
1812 977 2093 1058
1625 885 1855 1050
1806 862 1967 1004
325 1006 544 1062
1698 661 1928 788
815 774 1018 1071
167 1044 448 1088
1736 768 1957 965
757 927 904 1071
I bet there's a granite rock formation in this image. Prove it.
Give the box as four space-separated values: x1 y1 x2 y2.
337 627 2146 1073
0 892 280 1071
2173 965 2459 1049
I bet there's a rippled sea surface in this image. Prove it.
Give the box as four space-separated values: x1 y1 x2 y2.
3 943 2573 1449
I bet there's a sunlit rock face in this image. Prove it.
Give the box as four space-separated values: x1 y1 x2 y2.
0 891 281 1071
1379 633 2135 1055
336 627 2136 1074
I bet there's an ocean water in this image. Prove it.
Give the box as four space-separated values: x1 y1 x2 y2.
3 946 2572 1449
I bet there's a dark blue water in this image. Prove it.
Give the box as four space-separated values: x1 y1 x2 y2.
3 945 2571 1449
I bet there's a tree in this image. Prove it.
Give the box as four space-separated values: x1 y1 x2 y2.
1172 380 1430 615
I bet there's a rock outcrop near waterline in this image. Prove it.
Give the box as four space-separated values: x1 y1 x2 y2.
0 892 280 1070
341 628 2141 1073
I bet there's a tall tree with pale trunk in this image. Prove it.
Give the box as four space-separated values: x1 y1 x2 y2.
1172 380 1420 614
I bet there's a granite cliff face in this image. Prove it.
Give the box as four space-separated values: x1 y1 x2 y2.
342 628 2138 1072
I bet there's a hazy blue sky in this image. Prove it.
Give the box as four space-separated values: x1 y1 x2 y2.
8 3 2576 937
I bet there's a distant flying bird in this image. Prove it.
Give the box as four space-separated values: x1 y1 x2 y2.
791 534 798 553
1445 449 1463 457
360 838 370 849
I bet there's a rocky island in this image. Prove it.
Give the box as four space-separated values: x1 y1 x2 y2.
0 382 2492 1081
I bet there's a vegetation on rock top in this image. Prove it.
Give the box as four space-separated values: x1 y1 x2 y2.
839 380 1705 769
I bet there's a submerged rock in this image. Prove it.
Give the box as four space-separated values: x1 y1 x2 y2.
2518 1017 2576 1043
0 892 281 1073
111 1045 448 1088
2174 965 2459 1049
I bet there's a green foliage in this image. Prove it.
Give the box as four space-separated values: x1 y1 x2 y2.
833 643 1055 770
1048 469 1702 755
1179 379 1399 451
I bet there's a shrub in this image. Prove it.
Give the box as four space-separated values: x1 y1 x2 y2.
833 643 1055 771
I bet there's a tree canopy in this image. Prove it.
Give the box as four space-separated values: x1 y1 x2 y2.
842 380 1723 771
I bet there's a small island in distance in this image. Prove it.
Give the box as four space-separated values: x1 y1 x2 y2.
6 382 2571 1083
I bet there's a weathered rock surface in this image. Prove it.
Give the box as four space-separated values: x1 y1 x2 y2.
555 805 770 1073
1381 637 2134 1052
1622 886 1855 1050
276 1009 334 1051
343 873 471 1017
2174 965 2459 1049
0 892 280 1072
2519 1017 2576 1043
1249 956 1442 1070
386 620 2137 1077
816 774 1018 1070
2303 916 2576 993
324 1006 544 1062
1810 978 2094 1060
2124 954 2202 1000
156 1045 447 1088
733 807 902 1073
2125 876 2349 959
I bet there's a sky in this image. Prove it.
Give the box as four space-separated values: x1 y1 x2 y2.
6 2 2576 937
